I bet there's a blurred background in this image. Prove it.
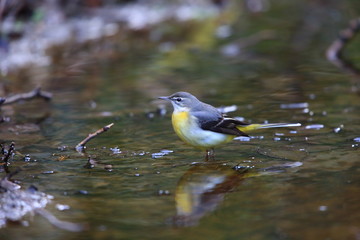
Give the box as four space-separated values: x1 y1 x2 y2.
1 0 359 99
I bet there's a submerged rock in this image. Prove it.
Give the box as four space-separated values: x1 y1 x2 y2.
0 176 84 231
0 177 46 225
0 181 52 227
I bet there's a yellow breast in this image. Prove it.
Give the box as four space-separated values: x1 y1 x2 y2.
172 111 191 142
171 111 234 149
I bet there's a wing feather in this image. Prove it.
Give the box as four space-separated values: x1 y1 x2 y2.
193 110 250 137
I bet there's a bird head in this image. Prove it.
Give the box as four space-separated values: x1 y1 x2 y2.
158 92 199 112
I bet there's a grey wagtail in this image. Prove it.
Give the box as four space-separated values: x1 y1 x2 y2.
159 92 301 159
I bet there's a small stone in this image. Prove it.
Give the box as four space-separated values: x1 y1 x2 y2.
24 154 31 162
56 204 70 211
305 124 324 130
110 147 121 154
280 102 309 109
77 190 88 195
104 165 113 170
57 146 68 151
158 190 170 195
333 127 341 133
318 206 327 211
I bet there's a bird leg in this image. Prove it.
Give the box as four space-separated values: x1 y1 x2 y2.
205 148 215 161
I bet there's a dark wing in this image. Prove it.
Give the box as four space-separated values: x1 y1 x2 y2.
193 110 250 137
210 117 250 137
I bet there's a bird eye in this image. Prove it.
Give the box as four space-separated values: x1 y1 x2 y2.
176 97 182 102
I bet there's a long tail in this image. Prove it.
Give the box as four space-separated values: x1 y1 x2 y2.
237 123 301 132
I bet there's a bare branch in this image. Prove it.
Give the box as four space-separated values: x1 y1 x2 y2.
75 123 114 152
1 87 52 106
326 18 360 76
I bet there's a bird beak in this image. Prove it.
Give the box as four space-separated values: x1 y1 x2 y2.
158 96 170 101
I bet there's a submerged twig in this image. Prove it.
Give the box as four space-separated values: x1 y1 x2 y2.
1 142 15 173
326 18 360 76
2 142 15 164
0 87 52 106
76 123 114 152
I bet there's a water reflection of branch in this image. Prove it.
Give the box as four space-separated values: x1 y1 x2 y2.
171 163 248 227
35 208 86 232
326 18 360 77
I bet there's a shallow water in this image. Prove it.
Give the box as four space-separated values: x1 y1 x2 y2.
1 1 360 239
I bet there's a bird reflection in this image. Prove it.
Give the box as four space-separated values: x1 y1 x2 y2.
172 163 248 227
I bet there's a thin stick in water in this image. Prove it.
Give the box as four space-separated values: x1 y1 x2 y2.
75 123 114 151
